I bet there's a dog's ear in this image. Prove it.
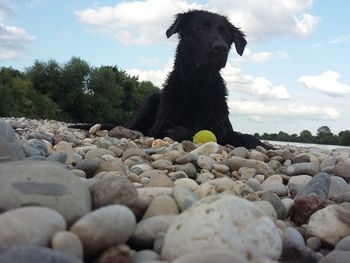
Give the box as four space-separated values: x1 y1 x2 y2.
230 26 247 56
166 13 185 38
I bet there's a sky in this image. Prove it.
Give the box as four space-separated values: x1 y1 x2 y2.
1 0 350 136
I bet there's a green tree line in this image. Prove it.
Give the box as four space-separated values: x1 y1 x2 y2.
0 57 159 124
255 126 350 146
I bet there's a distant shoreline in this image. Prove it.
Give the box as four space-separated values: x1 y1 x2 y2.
268 140 350 151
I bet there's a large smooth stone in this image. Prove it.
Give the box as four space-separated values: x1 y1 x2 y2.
0 119 25 161
306 203 350 246
0 160 91 224
0 207 66 249
0 245 83 263
161 195 282 261
70 205 136 257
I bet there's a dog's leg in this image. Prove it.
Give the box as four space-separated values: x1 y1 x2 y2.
225 131 272 149
127 92 160 135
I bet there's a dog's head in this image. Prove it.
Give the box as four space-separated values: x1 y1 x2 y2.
166 10 247 70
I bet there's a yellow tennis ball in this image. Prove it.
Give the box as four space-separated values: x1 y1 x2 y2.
193 130 217 144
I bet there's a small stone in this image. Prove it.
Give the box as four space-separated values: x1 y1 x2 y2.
70 169 86 178
85 148 116 159
281 227 320 263
197 155 213 170
248 149 269 162
95 244 133 263
196 172 214 184
288 175 312 198
54 141 76 164
239 167 256 180
320 156 337 170
281 198 294 216
146 174 175 188
335 235 350 251
212 163 230 173
152 139 170 148
176 142 219 163
75 159 101 178
108 145 123 157
0 207 66 249
246 178 263 192
0 119 25 161
131 250 160 263
174 178 198 191
47 152 68 164
171 250 249 263
261 191 288 219
307 203 350 246
168 171 188 180
52 231 83 259
89 124 101 135
254 200 277 221
108 126 142 140
142 195 179 220
175 163 197 178
151 150 182 162
97 159 126 174
224 156 273 175
329 176 350 199
231 146 249 158
292 172 330 225
130 163 153 175
181 140 196 152
173 185 199 211
262 174 289 197
0 245 83 263
319 250 350 263
24 139 49 157
194 183 217 198
334 161 350 182
70 205 136 257
306 203 350 246
287 162 320 176
136 187 173 207
151 159 173 170
131 215 177 249
306 237 322 251
90 177 138 209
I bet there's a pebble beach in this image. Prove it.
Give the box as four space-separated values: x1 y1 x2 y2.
1 117 350 263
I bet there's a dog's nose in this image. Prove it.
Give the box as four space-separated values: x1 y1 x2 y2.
212 41 228 53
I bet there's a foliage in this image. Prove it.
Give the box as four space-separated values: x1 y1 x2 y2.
0 57 159 125
257 125 350 146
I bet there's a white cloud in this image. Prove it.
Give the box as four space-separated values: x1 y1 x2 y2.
206 0 319 41
75 0 202 45
228 100 340 121
243 48 289 62
76 0 319 45
127 60 173 88
0 22 36 60
222 62 290 100
299 70 350 97
127 61 290 100
330 34 350 44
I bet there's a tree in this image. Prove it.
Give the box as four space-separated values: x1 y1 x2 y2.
299 130 313 143
276 131 289 142
317 126 332 136
339 130 350 146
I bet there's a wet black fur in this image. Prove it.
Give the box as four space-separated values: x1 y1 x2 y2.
128 10 269 149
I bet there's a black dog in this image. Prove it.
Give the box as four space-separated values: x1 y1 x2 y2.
128 10 268 149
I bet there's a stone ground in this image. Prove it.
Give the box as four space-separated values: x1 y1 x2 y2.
1 117 350 263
